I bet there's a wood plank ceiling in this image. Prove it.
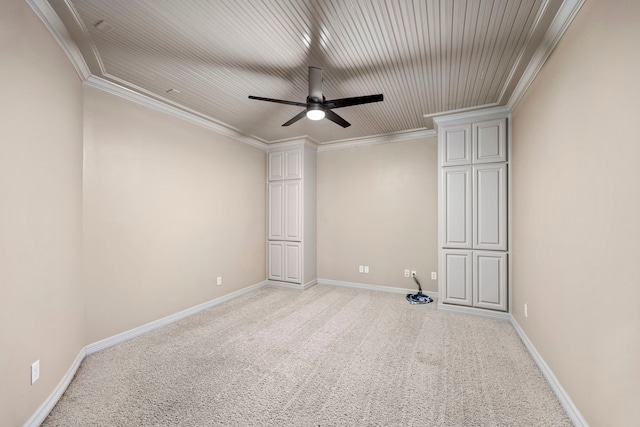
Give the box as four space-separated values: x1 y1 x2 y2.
49 0 563 144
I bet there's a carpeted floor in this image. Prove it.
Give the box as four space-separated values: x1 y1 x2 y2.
43 285 572 426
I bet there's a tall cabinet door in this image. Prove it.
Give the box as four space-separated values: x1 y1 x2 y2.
442 166 472 248
268 182 284 240
268 242 284 281
473 163 507 250
284 180 302 241
442 249 472 306
284 242 301 283
473 251 507 311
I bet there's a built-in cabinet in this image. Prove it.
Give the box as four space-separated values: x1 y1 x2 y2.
267 143 317 286
436 108 510 313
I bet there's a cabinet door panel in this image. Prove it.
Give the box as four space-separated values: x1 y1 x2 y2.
442 249 472 306
443 166 472 248
268 182 284 240
473 118 506 164
284 242 301 283
473 164 507 250
473 251 507 311
268 151 284 181
284 180 302 241
268 242 284 281
441 124 471 166
284 148 302 179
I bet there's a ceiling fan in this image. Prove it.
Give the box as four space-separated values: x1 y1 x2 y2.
248 66 383 128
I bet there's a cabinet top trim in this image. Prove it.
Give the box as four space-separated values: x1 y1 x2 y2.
433 106 510 129
267 138 318 152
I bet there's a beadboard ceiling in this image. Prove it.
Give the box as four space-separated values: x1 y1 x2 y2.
43 0 568 145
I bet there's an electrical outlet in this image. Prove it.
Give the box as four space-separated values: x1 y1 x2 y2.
524 303 528 318
411 270 416 277
31 360 39 385
359 265 364 273
404 269 410 277
364 266 369 274
217 276 222 286
431 272 437 280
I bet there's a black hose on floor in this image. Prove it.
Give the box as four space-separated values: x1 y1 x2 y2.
406 274 433 304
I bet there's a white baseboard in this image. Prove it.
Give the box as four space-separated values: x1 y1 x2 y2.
266 278 318 290
511 317 588 427
24 347 86 427
85 280 268 355
318 278 438 299
28 280 269 425
436 301 511 320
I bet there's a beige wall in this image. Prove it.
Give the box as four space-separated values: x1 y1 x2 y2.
0 1 85 425
83 86 266 343
512 0 640 425
317 138 438 292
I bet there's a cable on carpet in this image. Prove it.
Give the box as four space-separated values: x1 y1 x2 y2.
406 273 433 304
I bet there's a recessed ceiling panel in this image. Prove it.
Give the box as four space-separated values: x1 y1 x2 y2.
50 0 557 144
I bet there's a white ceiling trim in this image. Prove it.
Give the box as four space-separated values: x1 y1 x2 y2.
496 0 552 104
85 76 268 150
317 128 437 152
268 136 319 150
433 106 511 129
26 0 91 80
423 102 500 118
507 0 586 111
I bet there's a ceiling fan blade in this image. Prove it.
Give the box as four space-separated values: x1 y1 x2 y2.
324 109 351 128
282 110 309 127
248 96 307 107
308 67 323 102
325 94 384 109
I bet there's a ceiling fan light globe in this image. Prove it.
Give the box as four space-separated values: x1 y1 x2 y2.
306 109 325 121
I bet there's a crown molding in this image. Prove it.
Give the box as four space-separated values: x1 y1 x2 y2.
432 106 511 129
27 1 268 151
85 76 267 149
507 0 586 111
423 103 500 118
268 136 320 151
25 0 91 80
317 128 436 152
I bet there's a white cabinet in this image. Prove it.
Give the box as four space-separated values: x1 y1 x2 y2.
268 241 284 281
473 163 507 251
441 124 471 166
473 251 507 311
284 242 302 282
436 109 510 313
268 180 301 241
442 163 507 251
268 148 302 181
268 182 284 240
442 249 472 306
442 166 472 248
268 241 301 283
473 118 506 164
267 144 316 286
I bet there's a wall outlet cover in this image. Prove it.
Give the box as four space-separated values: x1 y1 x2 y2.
31 360 40 385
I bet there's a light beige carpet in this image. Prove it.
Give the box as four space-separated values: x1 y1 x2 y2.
43 285 572 426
